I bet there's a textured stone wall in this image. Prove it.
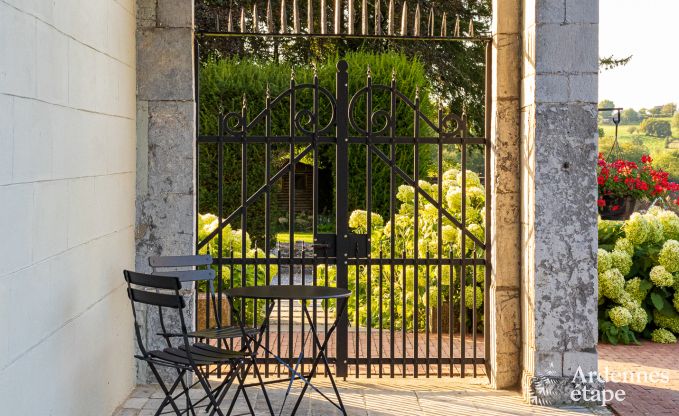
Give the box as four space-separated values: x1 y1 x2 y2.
135 0 196 383
488 0 523 389
520 0 600 404
0 0 137 413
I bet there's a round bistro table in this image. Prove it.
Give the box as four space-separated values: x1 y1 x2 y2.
225 285 351 416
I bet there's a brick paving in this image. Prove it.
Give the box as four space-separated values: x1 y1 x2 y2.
598 342 679 415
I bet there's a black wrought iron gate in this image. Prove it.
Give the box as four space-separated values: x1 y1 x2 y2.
196 54 490 379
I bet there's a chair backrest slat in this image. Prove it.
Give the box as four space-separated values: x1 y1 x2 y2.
152 269 216 282
125 269 181 290
149 255 212 268
127 288 185 309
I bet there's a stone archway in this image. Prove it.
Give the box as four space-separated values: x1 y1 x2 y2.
134 0 600 403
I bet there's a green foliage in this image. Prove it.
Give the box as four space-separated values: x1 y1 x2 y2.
598 127 605 138
598 208 679 344
673 113 679 130
654 150 679 182
321 169 486 332
640 119 672 138
620 108 641 125
599 137 650 165
198 52 441 243
598 99 616 122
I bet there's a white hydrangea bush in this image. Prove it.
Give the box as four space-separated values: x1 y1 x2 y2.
598 208 679 344
333 169 487 331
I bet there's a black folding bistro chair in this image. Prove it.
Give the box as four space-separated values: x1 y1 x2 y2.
124 270 252 416
149 255 259 342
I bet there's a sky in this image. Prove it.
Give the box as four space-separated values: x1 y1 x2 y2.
599 0 679 110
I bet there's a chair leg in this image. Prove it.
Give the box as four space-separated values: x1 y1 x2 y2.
147 363 186 416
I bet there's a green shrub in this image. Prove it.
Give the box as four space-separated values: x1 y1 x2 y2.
640 119 672 138
598 208 679 344
653 150 679 182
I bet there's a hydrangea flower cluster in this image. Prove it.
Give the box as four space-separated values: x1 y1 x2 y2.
651 328 677 344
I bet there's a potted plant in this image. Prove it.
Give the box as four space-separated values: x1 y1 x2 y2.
598 153 679 220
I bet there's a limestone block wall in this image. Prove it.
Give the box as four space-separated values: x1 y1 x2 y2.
520 0 599 400
135 0 196 383
0 0 137 414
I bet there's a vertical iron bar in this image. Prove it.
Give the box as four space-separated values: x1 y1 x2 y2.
264 83 272 378
307 0 314 33
277 249 282 377
289 73 296 377
355 243 360 377
413 86 419 378
448 247 453 377
437 102 443 378
241 96 248 360
425 250 430 378
312 70 320 371
334 0 342 34
401 250 406 377
324 253 329 376
217 111 224 378
473 245 478 378
378 245 383 377
348 0 354 34
301 244 306 375
335 60 350 378
366 67 373 378
389 71 396 379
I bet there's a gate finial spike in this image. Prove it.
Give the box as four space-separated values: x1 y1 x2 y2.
291 67 296 81
320 0 327 34
453 15 460 37
374 0 382 35
413 3 420 37
391 68 397 81
348 0 354 35
468 18 475 37
266 0 274 33
415 85 420 100
240 7 246 32
227 8 233 32
242 93 248 109
361 0 368 35
252 3 259 32
428 7 434 36
266 82 271 99
366 64 371 79
440 12 447 37
307 0 314 34
280 0 288 33
387 0 394 35
400 1 408 36
334 0 342 34
293 0 300 33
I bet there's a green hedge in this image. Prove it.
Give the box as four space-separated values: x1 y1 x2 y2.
198 52 441 243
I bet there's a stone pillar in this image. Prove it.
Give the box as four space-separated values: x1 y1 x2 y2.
488 0 523 389
135 0 196 383
520 0 600 404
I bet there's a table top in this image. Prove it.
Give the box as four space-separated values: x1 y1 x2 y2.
226 285 351 300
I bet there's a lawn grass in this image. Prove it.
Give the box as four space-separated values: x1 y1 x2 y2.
275 232 314 243
599 123 673 157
